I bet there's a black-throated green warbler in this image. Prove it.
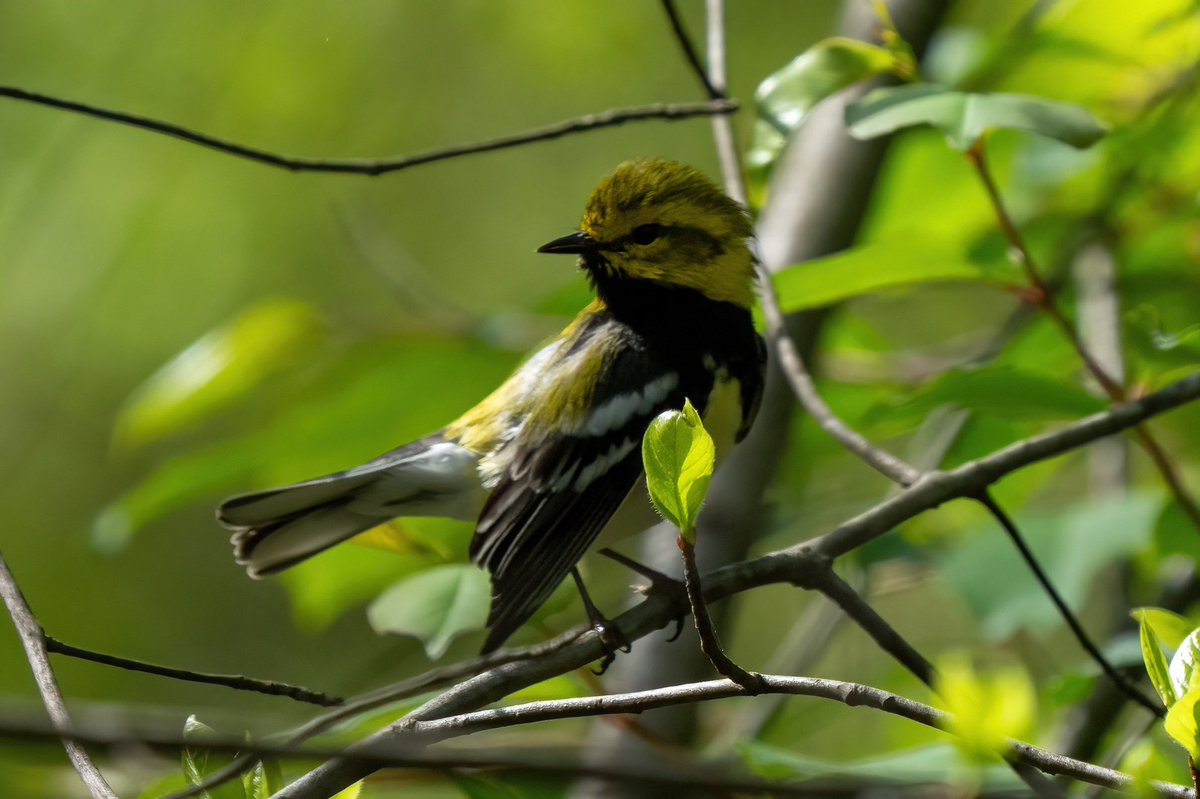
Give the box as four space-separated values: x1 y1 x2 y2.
217 159 765 653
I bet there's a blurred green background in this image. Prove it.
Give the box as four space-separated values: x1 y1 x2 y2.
3 0 1200 796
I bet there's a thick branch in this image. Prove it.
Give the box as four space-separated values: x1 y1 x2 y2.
0 553 118 799
271 371 1200 797
0 87 735 176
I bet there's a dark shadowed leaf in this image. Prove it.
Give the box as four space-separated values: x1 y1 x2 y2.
845 83 1108 151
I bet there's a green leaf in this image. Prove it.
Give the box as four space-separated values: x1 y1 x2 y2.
1165 688 1200 761
941 493 1160 640
1170 629 1200 701
747 38 894 174
332 782 363 799
1134 609 1179 708
1135 608 1195 652
137 773 191 799
181 716 245 799
884 365 1108 423
845 83 1108 151
641 399 716 539
935 652 1036 762
367 563 490 659
242 759 282 799
114 298 326 448
771 230 1017 313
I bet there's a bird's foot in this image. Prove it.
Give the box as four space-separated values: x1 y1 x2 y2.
599 548 689 643
571 568 632 675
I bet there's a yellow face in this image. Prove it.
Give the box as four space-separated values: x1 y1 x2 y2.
577 159 756 309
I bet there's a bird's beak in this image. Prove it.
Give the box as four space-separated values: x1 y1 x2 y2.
537 231 597 255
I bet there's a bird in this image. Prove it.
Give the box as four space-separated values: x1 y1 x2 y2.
216 158 765 654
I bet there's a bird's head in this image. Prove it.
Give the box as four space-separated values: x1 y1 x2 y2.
538 159 756 310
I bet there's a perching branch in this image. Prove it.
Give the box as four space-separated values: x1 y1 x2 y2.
43 635 342 707
0 86 735 176
269 369 1200 798
0 553 118 799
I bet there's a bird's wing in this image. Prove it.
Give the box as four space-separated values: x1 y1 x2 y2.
469 323 713 652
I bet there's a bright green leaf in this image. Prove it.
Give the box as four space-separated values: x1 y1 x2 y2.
181 716 245 799
242 759 283 799
641 399 715 540
1170 629 1200 701
1165 688 1200 761
332 782 363 799
748 37 894 175
771 230 1017 313
1135 607 1195 652
935 652 1036 762
1134 609 1179 708
114 298 326 448
845 83 1108 151
367 563 490 659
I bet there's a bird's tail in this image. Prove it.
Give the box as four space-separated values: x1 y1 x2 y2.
216 433 483 577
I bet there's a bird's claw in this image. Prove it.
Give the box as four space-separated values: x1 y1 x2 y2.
599 548 689 642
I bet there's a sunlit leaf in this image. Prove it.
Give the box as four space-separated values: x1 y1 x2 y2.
642 399 715 540
748 37 894 175
367 563 490 658
332 782 363 799
935 652 1036 762
1134 608 1181 708
845 83 1108 151
1170 629 1200 701
242 759 282 799
181 716 245 799
114 298 327 448
1136 607 1195 652
1165 687 1200 761
772 230 1017 313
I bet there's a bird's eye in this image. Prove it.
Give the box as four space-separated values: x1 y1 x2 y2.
629 224 664 246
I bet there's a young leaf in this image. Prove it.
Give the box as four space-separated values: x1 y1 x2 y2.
1165 688 1200 761
1134 607 1195 652
1135 609 1179 708
935 653 1036 763
332 782 364 799
367 563 490 659
748 38 894 178
181 716 246 799
1169 629 1200 702
642 399 716 540
845 83 1108 151
242 759 283 799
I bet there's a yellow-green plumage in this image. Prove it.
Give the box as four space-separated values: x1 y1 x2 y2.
217 158 765 654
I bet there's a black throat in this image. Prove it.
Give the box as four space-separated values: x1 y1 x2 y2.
584 259 755 358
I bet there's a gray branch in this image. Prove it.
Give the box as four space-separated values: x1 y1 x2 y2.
0 553 118 799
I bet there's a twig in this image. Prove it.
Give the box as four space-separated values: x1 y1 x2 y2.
972 492 1161 715
660 1 722 100
965 141 1200 532
43 635 342 707
271 369 1200 797
0 553 118 799
677 535 764 691
703 0 747 203
0 86 736 176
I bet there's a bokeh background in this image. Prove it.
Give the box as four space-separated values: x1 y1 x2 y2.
2 1 1200 796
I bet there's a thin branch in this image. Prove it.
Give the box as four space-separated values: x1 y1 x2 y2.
0 86 736 176
43 635 342 707
972 492 1161 715
678 535 763 691
965 142 1200 532
703 0 747 203
271 369 1200 797
659 1 722 99
0 553 118 799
